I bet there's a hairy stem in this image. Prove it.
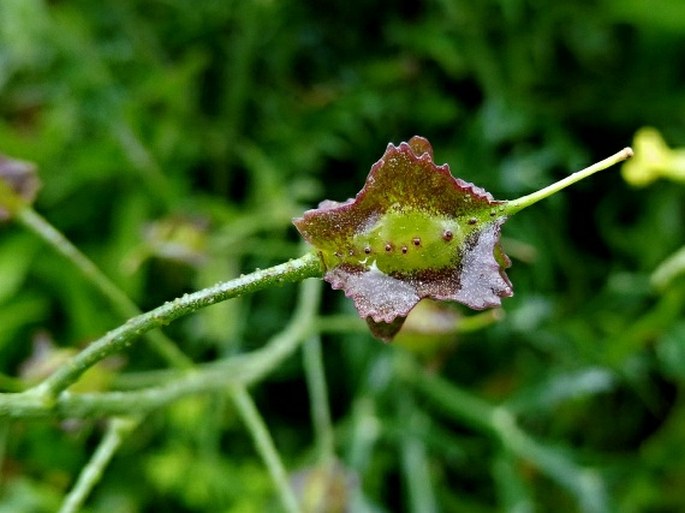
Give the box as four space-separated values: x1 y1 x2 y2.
504 147 633 216
36 252 322 398
0 272 322 418
16 207 192 369
0 253 322 414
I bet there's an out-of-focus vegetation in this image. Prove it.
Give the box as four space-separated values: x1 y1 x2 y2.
1 0 685 511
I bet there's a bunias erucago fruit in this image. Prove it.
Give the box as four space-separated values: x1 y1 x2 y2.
294 136 633 341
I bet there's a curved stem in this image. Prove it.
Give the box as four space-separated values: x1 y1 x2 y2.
16 207 192 369
0 266 323 418
29 252 323 401
504 147 633 216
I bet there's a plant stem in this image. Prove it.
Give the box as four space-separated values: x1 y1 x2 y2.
492 450 535 512
346 397 381 473
402 356 609 513
58 416 140 513
504 147 633 216
16 207 192 369
398 395 438 513
231 385 303 513
301 334 337 511
0 269 322 418
30 252 322 401
303 335 335 465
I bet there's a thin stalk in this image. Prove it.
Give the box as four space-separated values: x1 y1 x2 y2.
346 397 381 476
301 334 336 512
402 356 609 513
31 252 322 401
303 335 335 465
398 395 438 513
0 269 323 419
113 122 176 208
217 1 265 194
231 385 303 513
16 207 192 369
492 450 534 513
504 147 633 216
58 416 140 513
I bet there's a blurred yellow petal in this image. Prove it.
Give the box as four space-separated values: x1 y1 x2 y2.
622 127 685 187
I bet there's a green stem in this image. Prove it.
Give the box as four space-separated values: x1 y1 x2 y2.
113 122 176 208
301 334 337 511
398 395 438 513
491 450 534 512
504 147 633 216
303 335 335 465
16 207 192 369
31 252 322 401
58 416 140 513
402 357 609 513
346 397 381 473
0 269 322 418
231 385 303 513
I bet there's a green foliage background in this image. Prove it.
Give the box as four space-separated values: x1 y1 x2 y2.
1 0 685 511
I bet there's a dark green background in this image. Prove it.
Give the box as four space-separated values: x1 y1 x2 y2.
1 0 685 511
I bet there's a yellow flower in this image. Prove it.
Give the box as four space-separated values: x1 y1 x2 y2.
622 127 685 187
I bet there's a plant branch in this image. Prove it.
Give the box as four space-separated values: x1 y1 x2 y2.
231 385 303 513
504 147 633 216
16 206 192 369
301 334 337 511
0 273 323 418
401 356 609 513
58 416 140 513
35 252 322 399
303 335 335 465
398 394 438 513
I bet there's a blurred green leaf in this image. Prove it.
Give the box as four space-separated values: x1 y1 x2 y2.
0 233 37 302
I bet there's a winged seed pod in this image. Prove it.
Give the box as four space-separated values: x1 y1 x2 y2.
294 136 633 341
